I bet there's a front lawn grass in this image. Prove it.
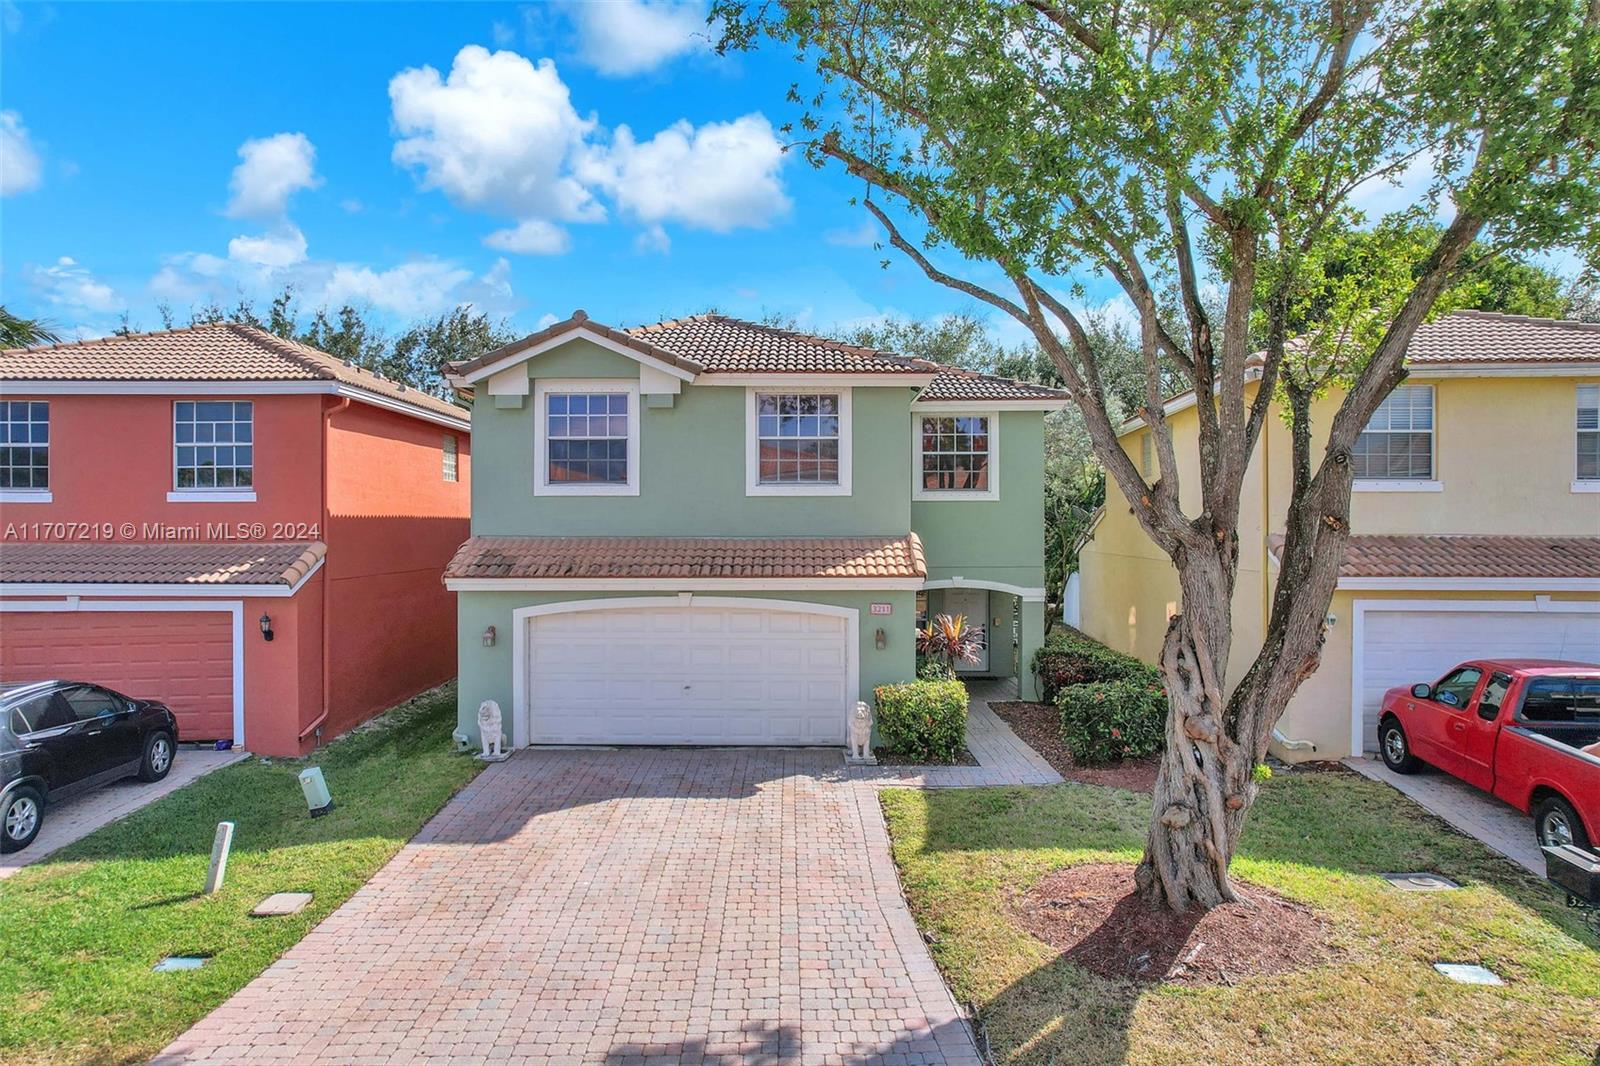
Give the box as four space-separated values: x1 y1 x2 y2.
0 684 481 1066
881 772 1600 1065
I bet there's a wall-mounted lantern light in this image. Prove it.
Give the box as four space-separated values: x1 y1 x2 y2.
874 627 887 650
482 625 497 648
259 613 274 642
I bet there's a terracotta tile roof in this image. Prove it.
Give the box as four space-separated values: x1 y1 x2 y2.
447 309 1070 404
444 534 927 581
0 541 327 586
1406 310 1600 365
1266 534 1600 580
0 323 469 423
919 369 1069 402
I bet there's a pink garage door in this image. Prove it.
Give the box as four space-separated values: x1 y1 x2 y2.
0 610 234 741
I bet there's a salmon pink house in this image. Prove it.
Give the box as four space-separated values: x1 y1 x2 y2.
0 323 470 756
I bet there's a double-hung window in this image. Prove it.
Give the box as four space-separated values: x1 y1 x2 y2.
0 401 49 498
746 390 851 495
534 381 639 496
1353 384 1437 488
914 413 998 500
172 401 254 499
1577 384 1599 488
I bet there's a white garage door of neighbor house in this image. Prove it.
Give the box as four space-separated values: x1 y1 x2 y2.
1358 607 1600 752
526 605 851 745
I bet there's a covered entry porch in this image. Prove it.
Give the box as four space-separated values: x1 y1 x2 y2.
918 579 1046 700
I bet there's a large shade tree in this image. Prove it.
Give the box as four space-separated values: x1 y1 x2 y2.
718 0 1600 910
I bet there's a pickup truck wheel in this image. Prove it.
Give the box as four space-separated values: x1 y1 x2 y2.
1379 717 1423 774
1 786 44 854
1533 795 1591 852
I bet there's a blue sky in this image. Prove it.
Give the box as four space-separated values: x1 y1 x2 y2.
0 0 1104 344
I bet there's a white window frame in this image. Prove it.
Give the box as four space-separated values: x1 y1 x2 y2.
533 378 640 497
1352 384 1440 492
912 410 1000 501
169 399 257 503
1575 383 1600 493
744 387 852 497
442 432 459 483
0 400 51 503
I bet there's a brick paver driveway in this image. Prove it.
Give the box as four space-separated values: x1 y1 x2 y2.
159 748 981 1065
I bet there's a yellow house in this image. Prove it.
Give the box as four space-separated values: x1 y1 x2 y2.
1076 310 1600 761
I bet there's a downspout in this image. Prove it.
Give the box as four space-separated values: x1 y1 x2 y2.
301 395 350 749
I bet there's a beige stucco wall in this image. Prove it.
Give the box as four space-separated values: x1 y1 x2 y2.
1077 371 1600 761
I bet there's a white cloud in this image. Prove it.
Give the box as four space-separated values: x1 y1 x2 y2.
583 113 789 232
491 18 518 47
390 46 601 225
634 225 671 255
322 260 477 317
1 110 43 196
25 256 120 312
1349 147 1441 221
824 219 879 248
226 132 321 218
484 218 571 255
561 0 710 77
227 224 309 268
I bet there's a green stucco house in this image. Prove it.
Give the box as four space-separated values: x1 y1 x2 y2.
442 311 1067 748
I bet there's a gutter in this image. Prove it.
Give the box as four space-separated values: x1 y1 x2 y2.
308 396 351 749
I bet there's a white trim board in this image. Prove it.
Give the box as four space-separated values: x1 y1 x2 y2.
451 326 699 387
508 596 861 750
0 598 246 745
447 576 924 592
0 380 470 431
922 577 1046 602
1347 596 1600 757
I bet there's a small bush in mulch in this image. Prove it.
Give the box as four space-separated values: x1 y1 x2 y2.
1012 862 1331 986
1058 678 1168 765
1030 626 1160 703
874 677 969 764
990 701 1160 790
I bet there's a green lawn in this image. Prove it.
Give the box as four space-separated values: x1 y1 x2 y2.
881 773 1600 1066
0 684 481 1066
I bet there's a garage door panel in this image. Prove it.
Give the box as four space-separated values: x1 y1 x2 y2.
0 609 234 741
527 604 850 745
1359 607 1600 751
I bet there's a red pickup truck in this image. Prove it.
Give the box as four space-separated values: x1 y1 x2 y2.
1378 659 1600 852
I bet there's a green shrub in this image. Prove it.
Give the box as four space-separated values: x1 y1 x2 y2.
874 678 969 763
916 656 957 681
1057 678 1168 764
1031 626 1160 702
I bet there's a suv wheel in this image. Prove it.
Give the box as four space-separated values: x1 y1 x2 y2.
137 731 175 783
1533 794 1591 852
1379 716 1423 774
1 786 44 853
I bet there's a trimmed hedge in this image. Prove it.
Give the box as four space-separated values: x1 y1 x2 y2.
874 678 969 763
1031 626 1160 702
1031 627 1168 765
1058 679 1168 764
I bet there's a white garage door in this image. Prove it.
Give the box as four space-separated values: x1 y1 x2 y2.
1358 606 1600 751
526 604 851 745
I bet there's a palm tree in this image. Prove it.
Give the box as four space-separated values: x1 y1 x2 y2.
0 307 62 349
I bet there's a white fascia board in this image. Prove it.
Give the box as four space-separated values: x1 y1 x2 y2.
457 328 698 386
0 379 469 431
1406 362 1600 378
1336 576 1600 592
1115 367 1265 437
445 576 926 592
701 373 938 388
1 553 325 599
921 577 1046 601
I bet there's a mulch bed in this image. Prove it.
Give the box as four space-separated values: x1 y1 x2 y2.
873 747 979 767
1013 862 1331 986
990 701 1161 791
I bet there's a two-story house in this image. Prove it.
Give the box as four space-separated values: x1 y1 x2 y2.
1077 310 1600 761
442 311 1068 748
0 323 471 756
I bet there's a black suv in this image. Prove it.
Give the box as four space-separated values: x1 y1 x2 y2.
2 681 179 853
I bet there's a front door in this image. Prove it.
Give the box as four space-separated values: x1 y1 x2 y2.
942 588 991 674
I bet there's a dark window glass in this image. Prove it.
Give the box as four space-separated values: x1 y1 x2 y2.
1432 666 1483 708
546 392 628 484
1353 385 1433 479
174 401 253 491
8 693 57 734
1478 673 1512 719
756 393 841 484
920 415 991 491
62 686 122 722
0 400 48 489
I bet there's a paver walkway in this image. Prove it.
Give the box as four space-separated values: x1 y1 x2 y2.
0 747 246 880
849 678 1061 788
158 747 983 1065
1344 756 1544 875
